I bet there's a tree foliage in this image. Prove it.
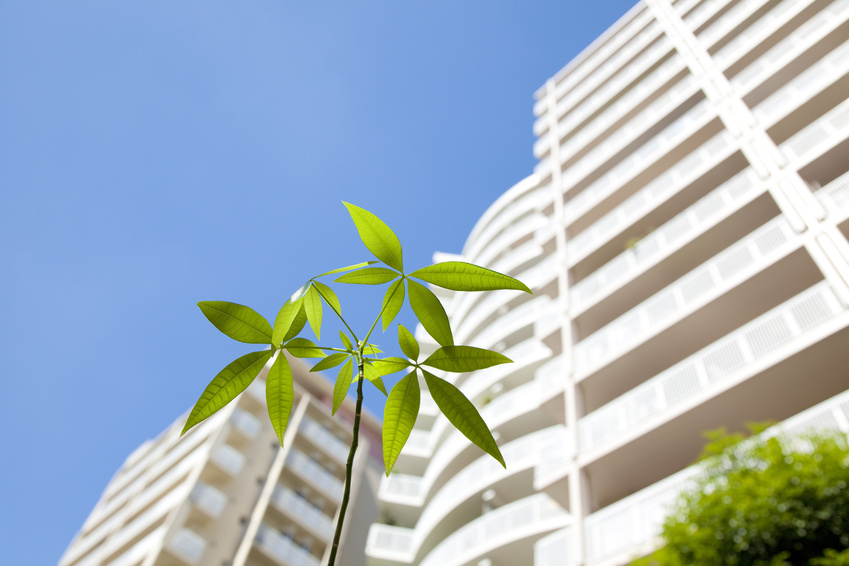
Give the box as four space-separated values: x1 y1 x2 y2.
634 425 849 566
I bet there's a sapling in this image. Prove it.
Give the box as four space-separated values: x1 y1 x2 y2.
182 202 531 565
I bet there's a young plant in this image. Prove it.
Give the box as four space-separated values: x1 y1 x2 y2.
182 202 531 565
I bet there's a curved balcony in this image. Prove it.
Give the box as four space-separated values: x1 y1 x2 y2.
535 526 577 566
582 388 849 564
570 166 763 317
298 416 349 464
269 485 334 541
286 449 343 502
564 98 716 228
465 296 551 352
472 212 548 271
165 528 207 565
780 95 849 169
678 0 731 30
816 171 849 224
695 0 767 48
254 524 320 566
728 0 849 95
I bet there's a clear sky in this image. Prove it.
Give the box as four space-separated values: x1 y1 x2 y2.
0 1 635 563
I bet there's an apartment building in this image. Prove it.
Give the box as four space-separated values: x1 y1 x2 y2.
60 357 382 566
366 0 849 564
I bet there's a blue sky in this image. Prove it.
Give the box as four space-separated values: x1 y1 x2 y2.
0 1 634 562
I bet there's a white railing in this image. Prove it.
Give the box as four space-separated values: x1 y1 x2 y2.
816 170 849 218
270 485 334 540
190 482 227 518
574 215 798 374
230 407 261 438
696 0 763 47
299 417 349 463
211 443 245 476
467 296 550 351
729 0 849 93
534 425 573 489
570 165 761 312
464 189 546 262
582 387 849 562
567 129 736 266
473 212 548 270
287 449 344 501
679 0 731 30
255 524 321 566
754 38 849 127
366 523 416 560
564 98 713 226
579 280 845 453
166 528 207 565
419 493 569 566
535 526 577 566
780 96 849 166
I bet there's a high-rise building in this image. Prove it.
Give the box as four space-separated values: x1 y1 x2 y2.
366 0 849 564
60 358 382 566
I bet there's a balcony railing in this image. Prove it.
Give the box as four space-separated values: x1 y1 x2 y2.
579 280 845 453
535 526 577 566
287 449 343 501
230 407 261 439
190 482 227 518
270 485 334 540
166 528 207 565
255 524 320 566
696 0 764 47
570 165 761 313
574 215 798 375
211 443 245 476
780 96 849 167
534 426 573 490
582 388 849 563
419 494 569 566
815 171 849 219
299 417 349 463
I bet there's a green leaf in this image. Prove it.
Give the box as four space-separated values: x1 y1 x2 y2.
332 359 353 415
339 330 353 351
407 279 454 347
398 324 419 361
198 301 272 344
267 353 294 446
383 371 421 474
370 357 411 376
363 343 383 355
410 261 533 294
335 267 400 285
422 370 504 467
284 337 326 358
311 353 349 372
343 202 404 272
304 285 323 339
182 350 273 435
312 280 341 315
314 261 379 278
289 281 311 302
284 304 308 343
272 299 304 346
363 363 387 395
422 346 512 373
381 279 405 331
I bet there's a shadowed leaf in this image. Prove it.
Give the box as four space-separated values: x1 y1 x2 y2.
332 359 353 415
407 279 453 346
398 324 419 361
381 279 405 331
267 353 294 446
410 262 532 294
422 370 504 467
422 346 512 373
343 202 404 272
182 350 273 435
304 285 323 339
198 301 272 344
383 371 420 474
335 267 399 285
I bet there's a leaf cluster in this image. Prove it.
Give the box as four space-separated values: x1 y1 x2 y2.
183 202 532 476
633 425 849 566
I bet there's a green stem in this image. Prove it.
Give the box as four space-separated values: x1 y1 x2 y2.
328 351 365 566
362 277 403 346
312 283 360 344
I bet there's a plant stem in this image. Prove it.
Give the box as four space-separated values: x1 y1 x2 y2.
328 352 365 566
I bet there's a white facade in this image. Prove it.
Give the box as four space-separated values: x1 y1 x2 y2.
367 0 849 564
61 358 382 566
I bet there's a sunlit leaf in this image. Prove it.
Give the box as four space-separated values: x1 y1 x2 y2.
332 359 353 415
363 363 387 395
421 346 512 373
410 261 532 294
335 267 399 285
383 371 421 474
198 301 272 344
304 285 323 339
422 370 504 467
371 357 411 376
284 337 326 358
339 330 353 351
289 281 311 302
182 350 273 435
284 304 308 343
267 353 294 446
363 343 383 355
343 202 404 272
312 280 341 315
272 299 304 346
398 324 419 361
314 261 379 278
381 279 405 331
311 353 349 372
407 279 453 346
